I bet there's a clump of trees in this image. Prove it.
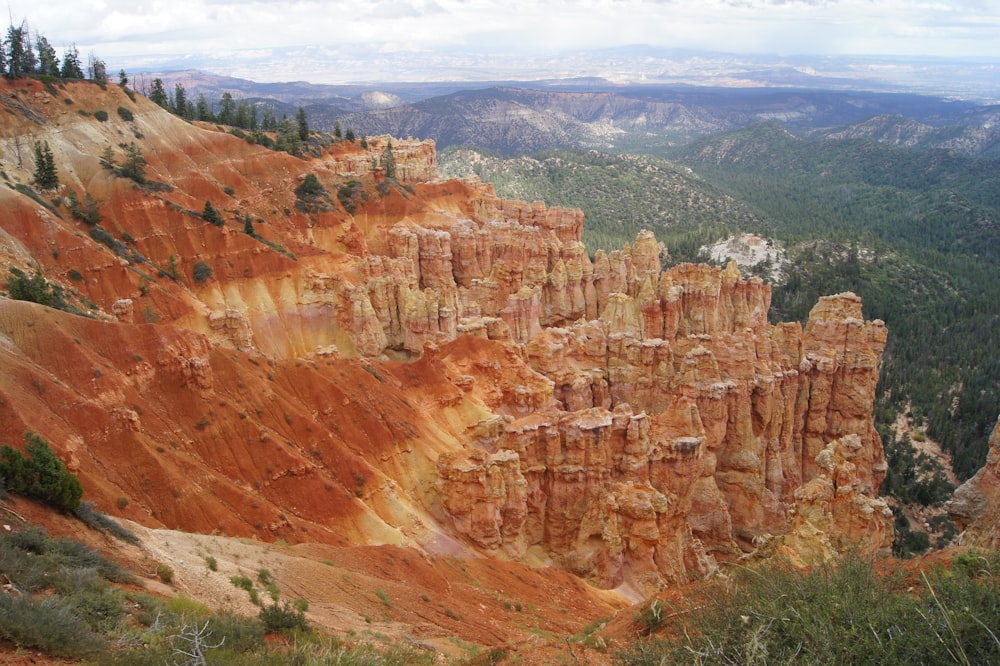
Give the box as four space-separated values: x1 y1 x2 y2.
622 551 1000 665
6 266 69 311
31 140 58 190
294 173 333 213
202 200 223 227
99 142 146 184
0 431 83 512
381 140 397 180
66 188 102 225
2 19 103 82
138 79 363 160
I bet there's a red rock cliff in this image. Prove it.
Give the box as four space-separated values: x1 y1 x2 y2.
947 417 1000 549
0 79 890 594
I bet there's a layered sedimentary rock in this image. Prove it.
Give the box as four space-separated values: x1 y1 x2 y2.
0 82 892 595
430 224 889 591
767 434 894 566
186 132 887 589
947 417 1000 549
325 135 438 183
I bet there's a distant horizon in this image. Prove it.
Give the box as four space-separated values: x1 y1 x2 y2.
123 47 999 104
7 0 998 99
11 0 999 58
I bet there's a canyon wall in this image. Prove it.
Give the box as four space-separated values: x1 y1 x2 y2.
0 79 892 594
948 417 1000 550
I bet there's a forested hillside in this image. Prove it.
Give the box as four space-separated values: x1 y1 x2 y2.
440 132 1000 485
669 125 1000 481
439 148 765 258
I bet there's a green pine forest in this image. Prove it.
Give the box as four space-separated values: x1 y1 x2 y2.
439 127 1000 489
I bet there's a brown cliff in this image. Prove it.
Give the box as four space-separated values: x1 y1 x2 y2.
948 417 1000 549
0 78 890 596
438 284 889 591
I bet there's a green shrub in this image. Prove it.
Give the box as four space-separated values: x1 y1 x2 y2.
0 432 83 512
74 500 140 544
259 600 308 634
0 594 105 658
205 612 265 652
163 593 211 618
0 530 50 591
618 553 1000 665
192 261 212 283
202 200 223 227
93 109 108 122
116 142 146 184
6 267 69 311
116 106 133 121
230 575 253 592
89 225 127 256
0 525 137 658
156 563 174 583
337 180 367 215
295 173 324 198
66 583 125 632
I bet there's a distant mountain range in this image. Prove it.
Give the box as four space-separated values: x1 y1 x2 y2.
147 71 1000 157
139 46 1000 102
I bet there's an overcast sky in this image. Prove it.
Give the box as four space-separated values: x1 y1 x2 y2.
8 0 1000 81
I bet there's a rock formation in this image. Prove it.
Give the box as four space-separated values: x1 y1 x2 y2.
765 434 894 566
948 417 1000 549
0 78 892 595
437 285 889 591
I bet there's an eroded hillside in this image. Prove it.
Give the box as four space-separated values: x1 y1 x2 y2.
1 77 892 613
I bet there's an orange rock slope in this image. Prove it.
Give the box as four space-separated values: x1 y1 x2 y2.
0 78 890 594
948 417 1000 549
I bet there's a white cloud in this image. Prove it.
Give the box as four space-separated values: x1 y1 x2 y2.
5 0 999 77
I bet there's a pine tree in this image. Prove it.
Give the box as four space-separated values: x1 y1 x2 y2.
87 52 107 84
118 69 128 88
32 140 58 190
202 200 223 227
174 83 188 118
5 23 30 78
218 92 236 126
296 106 309 142
118 142 146 184
381 140 397 180
165 254 179 280
261 108 277 131
235 100 254 129
60 44 84 79
66 188 101 225
195 94 213 122
99 144 117 170
275 118 301 156
243 214 255 236
0 432 83 512
149 78 168 108
35 35 59 77
333 122 342 139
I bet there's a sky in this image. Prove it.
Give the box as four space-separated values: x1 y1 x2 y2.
7 0 1000 83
